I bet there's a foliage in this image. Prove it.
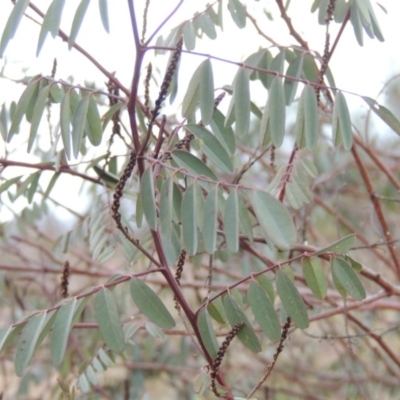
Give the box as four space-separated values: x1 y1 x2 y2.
1 0 400 399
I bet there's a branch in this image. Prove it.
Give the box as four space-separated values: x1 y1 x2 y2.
351 145 400 277
0 159 101 185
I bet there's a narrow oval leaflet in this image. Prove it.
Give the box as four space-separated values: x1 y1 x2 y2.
331 258 366 301
15 312 47 377
185 125 233 173
223 294 261 353
224 190 239 253
182 63 201 119
332 91 353 150
0 0 31 57
94 288 125 353
234 68 250 137
284 56 303 106
140 167 157 230
69 0 91 49
183 21 196 50
276 269 309 329
86 95 102 146
98 0 110 33
199 59 215 124
268 77 286 148
71 95 90 158
302 257 327 300
160 177 173 239
51 298 78 366
314 234 356 256
207 295 227 324
171 150 217 182
251 190 297 250
303 84 318 150
248 281 281 341
28 85 51 152
197 308 219 358
181 183 199 256
130 277 175 329
203 187 219 254
8 77 40 141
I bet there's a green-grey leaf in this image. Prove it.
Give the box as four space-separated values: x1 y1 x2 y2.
0 0 30 58
186 125 233 173
256 274 275 303
228 0 246 28
362 96 400 136
203 187 218 254
8 77 40 141
182 63 201 119
284 56 303 106
68 0 90 49
331 258 366 300
199 59 214 124
344 255 363 273
51 298 77 366
251 190 296 250
210 109 236 156
223 294 261 352
248 281 281 341
268 77 286 148
224 190 239 252
234 68 250 137
94 288 125 353
303 85 318 150
302 257 327 299
314 234 356 256
238 194 253 243
182 183 198 256
140 167 157 230
130 277 175 329
197 308 219 358
28 85 51 152
276 270 309 329
60 91 72 159
332 92 352 150
160 177 173 239
71 95 89 158
98 0 110 33
37 0 66 56
183 21 196 50
350 1 363 46
207 295 227 324
171 150 217 181
86 95 102 146
15 312 47 376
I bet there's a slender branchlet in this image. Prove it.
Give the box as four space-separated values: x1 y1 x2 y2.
141 0 151 44
61 260 70 298
174 249 187 310
210 322 244 398
246 317 291 398
316 0 336 105
111 151 137 225
144 62 152 113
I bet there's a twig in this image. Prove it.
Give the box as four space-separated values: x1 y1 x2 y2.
351 145 400 276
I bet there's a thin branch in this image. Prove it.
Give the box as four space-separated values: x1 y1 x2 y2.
144 1 184 46
0 159 101 185
351 145 400 277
